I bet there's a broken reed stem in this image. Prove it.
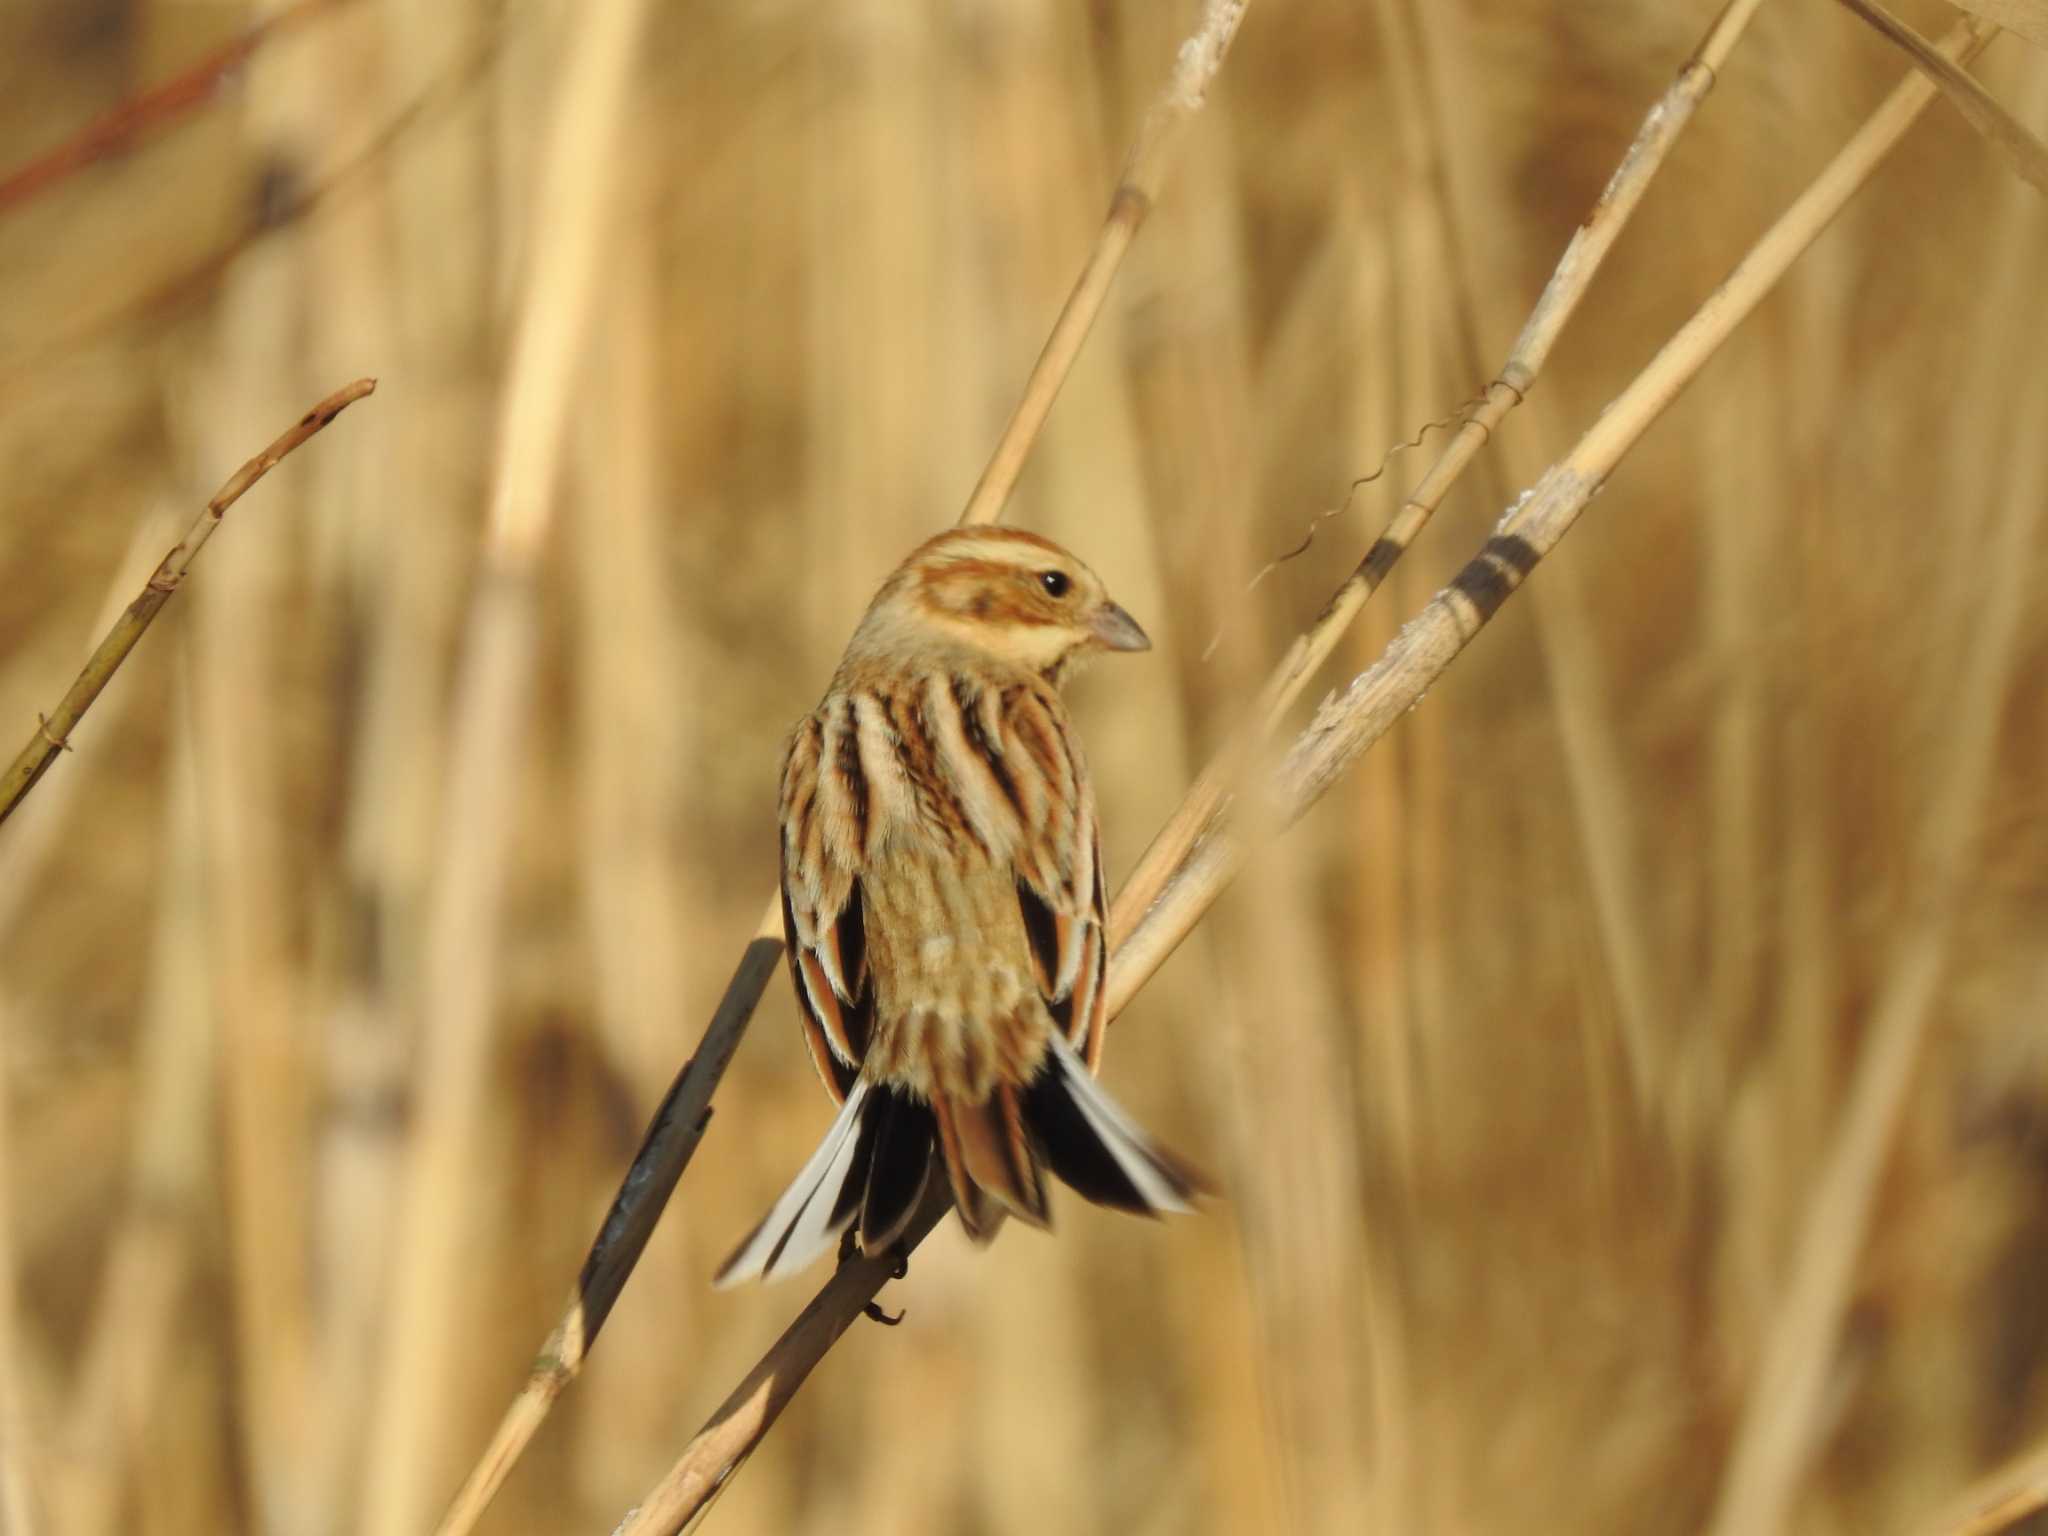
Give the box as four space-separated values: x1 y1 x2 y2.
0 377 376 829
1110 20 1990 1014
609 28 1989 1531
956 0 1250 527
430 9 1253 1534
1108 0 1768 944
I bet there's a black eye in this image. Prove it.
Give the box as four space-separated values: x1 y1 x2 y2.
1038 570 1071 599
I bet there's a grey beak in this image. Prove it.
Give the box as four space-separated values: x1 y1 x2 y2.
1091 601 1152 653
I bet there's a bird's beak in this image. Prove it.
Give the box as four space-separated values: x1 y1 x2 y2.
1090 601 1152 653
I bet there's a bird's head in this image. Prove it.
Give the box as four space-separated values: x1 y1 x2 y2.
850 527 1151 684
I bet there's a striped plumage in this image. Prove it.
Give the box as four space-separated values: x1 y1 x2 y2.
716 527 1205 1286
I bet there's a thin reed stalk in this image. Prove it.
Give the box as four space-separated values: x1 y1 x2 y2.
48 699 215 1536
192 229 325 1531
1404 0 1667 1104
1109 19 1996 1016
429 6 1256 1529
0 380 373 828
1109 0 1772 944
609 31 1990 1528
1703 23 2036 1533
0 510 180 941
356 2 654 1533
957 0 1251 527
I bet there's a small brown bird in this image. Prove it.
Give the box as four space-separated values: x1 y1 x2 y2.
715 526 1204 1285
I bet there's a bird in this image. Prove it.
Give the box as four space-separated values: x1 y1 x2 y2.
714 525 1207 1286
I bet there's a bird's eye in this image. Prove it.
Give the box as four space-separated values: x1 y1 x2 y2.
1038 570 1071 599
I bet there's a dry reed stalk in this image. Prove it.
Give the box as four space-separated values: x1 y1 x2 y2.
608 1190 953 1536
1216 845 1373 1536
1124 111 1291 1536
0 380 372 828
568 78 686 1095
1702 26 2037 1533
0 1003 38 1536
1925 1436 2048 1536
355 2 654 1533
330 28 493 1499
1403 0 1667 1108
959 10 1197 1526
0 510 180 942
1108 0 1773 946
1156 166 1379 1536
290 11 419 1529
191 263 326 1533
1732 231 1856 1334
800 0 951 627
475 2 1959 1524
48 703 215 1536
957 0 1251 527
425 922 783 1536
1109 19 1996 1017
611 30 1993 1520
1369 192 1432 1192
568 106 704 1503
0 0 342 217
1339 212 1426 1536
1944 0 2048 47
428 6 1259 1528
1698 345 1771 1068
1834 0 2048 191
349 0 492 979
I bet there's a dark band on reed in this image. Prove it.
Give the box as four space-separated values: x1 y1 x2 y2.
1447 533 1541 625
575 935 785 1345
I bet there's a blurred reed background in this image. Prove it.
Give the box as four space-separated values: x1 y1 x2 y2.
0 1 2045 1533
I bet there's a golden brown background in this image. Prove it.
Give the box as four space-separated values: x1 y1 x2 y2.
0 1 2044 1533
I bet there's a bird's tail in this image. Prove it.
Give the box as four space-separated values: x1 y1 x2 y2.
927 1028 1208 1240
1016 1027 1208 1220
714 1031 1206 1286
713 1079 936 1287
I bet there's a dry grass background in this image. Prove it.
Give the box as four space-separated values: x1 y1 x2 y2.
0 1 2045 1533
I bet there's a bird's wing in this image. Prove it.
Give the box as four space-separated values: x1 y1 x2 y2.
779 708 871 1103
997 681 1109 1073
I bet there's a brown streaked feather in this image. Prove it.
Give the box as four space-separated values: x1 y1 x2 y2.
832 695 872 860
1076 838 1110 1067
953 1082 1048 1227
927 1093 989 1241
781 879 858 1102
797 949 855 1062
951 673 1027 821
779 717 872 1104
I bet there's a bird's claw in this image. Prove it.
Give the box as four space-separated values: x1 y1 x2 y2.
838 1231 910 1325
